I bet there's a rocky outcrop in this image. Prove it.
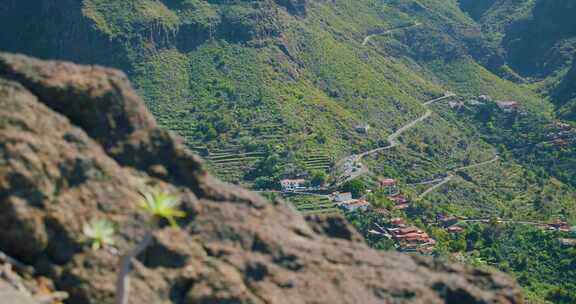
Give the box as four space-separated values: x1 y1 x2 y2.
0 53 523 303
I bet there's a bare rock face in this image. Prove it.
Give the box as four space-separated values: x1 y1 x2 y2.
0 53 523 304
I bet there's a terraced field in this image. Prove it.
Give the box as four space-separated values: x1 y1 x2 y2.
285 195 340 216
303 150 333 172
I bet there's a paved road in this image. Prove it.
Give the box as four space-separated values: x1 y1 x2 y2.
459 219 545 226
362 22 422 46
417 174 454 199
407 177 446 186
452 155 499 172
423 92 455 106
416 155 500 199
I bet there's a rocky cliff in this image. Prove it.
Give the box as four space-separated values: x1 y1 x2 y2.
0 53 523 304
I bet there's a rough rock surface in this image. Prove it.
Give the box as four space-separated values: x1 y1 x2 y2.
0 53 523 304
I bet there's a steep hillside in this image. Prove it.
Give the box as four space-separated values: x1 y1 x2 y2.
0 52 524 304
0 0 550 183
458 0 576 118
1 1 575 302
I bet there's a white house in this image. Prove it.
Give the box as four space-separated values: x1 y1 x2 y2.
496 101 519 113
333 192 353 203
341 199 371 212
280 179 306 192
355 124 370 134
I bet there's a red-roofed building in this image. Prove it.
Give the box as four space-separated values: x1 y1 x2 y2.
447 226 465 234
388 195 408 204
379 178 399 195
437 215 459 227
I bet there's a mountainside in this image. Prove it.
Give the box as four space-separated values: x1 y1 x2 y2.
458 0 576 117
0 0 552 184
0 52 523 304
1 1 575 303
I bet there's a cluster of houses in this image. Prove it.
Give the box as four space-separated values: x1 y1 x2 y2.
450 95 521 114
437 215 466 233
553 219 575 247
387 218 436 254
377 178 411 209
547 121 575 149
331 191 372 212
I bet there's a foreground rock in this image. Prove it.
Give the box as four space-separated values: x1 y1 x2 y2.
0 53 523 303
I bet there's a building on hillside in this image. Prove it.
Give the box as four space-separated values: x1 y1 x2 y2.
559 238 576 247
448 101 460 108
390 217 405 227
478 95 492 102
392 226 436 253
333 192 353 203
554 122 573 131
379 178 399 195
447 226 465 234
547 220 571 232
388 194 408 204
496 101 519 113
355 124 370 134
341 199 371 212
467 99 485 106
280 179 306 192
388 194 409 209
437 214 459 227
553 139 569 148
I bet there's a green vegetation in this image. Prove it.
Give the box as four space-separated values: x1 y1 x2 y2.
461 224 576 303
342 179 368 199
139 189 186 227
82 218 115 251
284 194 339 215
3 0 576 301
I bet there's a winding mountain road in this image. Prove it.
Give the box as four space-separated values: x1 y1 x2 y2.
335 93 454 184
417 155 500 200
417 174 454 200
362 22 422 46
459 218 545 226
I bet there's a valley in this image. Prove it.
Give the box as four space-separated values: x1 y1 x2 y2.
1 0 575 302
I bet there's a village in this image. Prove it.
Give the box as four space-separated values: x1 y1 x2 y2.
279 175 576 253
280 93 576 255
266 93 576 255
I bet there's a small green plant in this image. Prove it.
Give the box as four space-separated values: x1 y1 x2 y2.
116 189 186 304
83 218 115 251
138 188 185 228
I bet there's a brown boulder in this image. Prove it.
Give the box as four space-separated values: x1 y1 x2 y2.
0 53 523 303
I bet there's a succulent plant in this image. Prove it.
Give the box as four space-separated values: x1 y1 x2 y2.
139 189 185 228
83 218 115 251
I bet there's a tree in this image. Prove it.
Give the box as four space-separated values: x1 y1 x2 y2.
310 170 328 187
342 179 367 198
254 176 277 189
